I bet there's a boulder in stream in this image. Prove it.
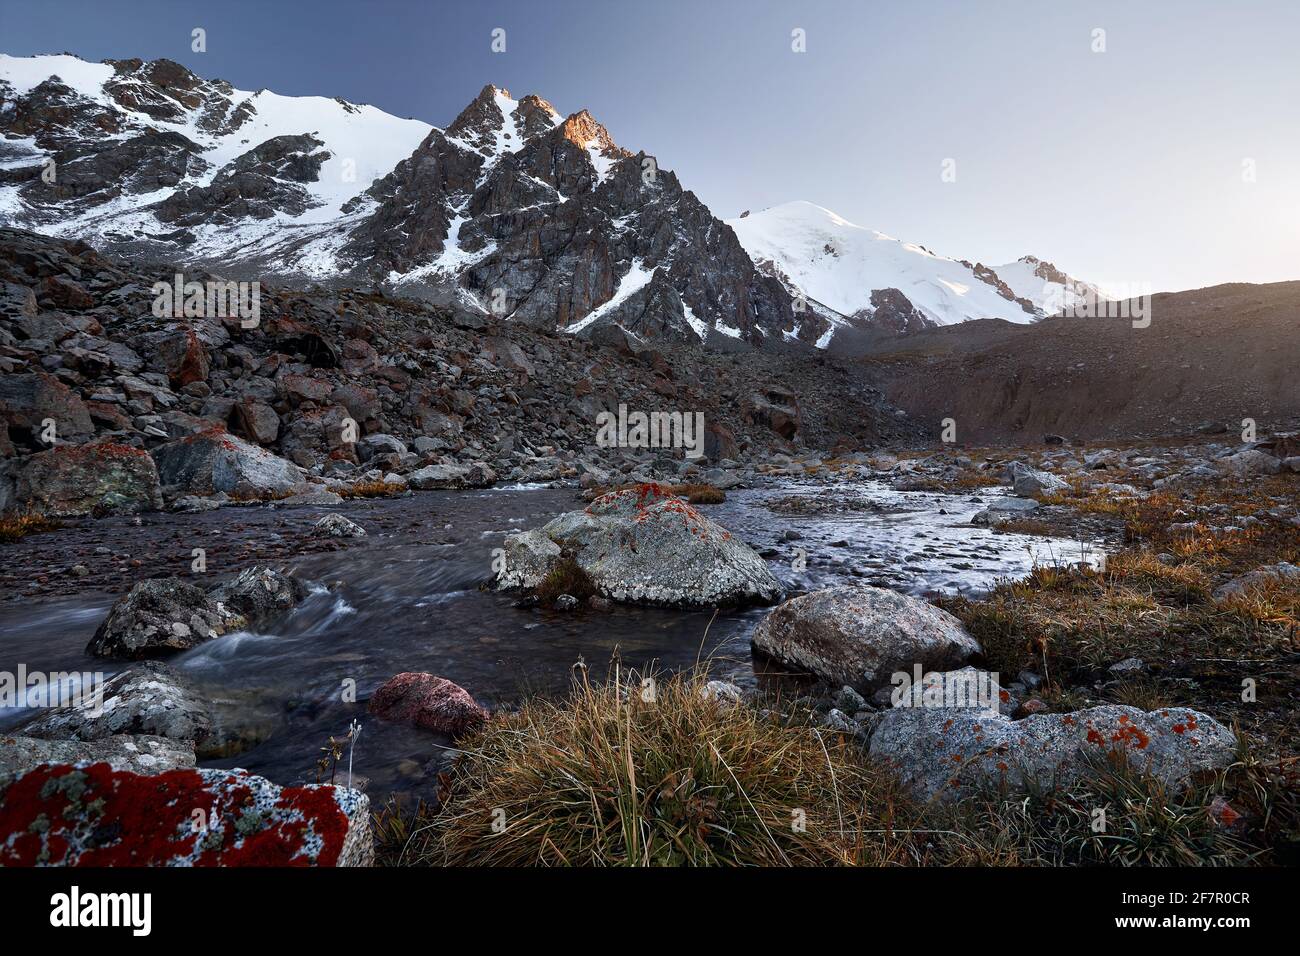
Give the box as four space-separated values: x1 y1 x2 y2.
495 483 781 607
19 662 213 744
368 672 487 739
86 577 247 659
86 566 309 659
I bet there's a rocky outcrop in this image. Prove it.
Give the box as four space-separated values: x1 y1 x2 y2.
0 764 372 866
495 484 782 607
368 672 487 739
0 734 195 779
208 566 309 626
744 386 801 440
156 134 330 225
869 704 1238 803
750 585 980 692
0 371 93 450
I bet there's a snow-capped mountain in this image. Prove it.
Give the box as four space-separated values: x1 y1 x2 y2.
991 255 1109 316
0 53 793 346
726 201 1105 349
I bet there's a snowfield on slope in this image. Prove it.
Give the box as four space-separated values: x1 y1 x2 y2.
726 201 1037 328
0 53 433 257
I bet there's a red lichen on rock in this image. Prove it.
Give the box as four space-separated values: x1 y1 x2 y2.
0 763 356 866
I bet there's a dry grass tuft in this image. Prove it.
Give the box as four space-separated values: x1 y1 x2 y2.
371 667 1297 867
0 513 63 543
379 668 924 867
338 479 405 499
535 556 597 606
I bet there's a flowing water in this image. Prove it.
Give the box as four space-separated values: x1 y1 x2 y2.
0 481 1100 802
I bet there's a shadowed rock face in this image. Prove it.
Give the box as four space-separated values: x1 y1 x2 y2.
750 585 980 692
869 704 1238 802
0 763 372 866
496 483 782 607
156 134 331 224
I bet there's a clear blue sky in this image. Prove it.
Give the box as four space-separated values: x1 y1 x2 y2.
2 0 1297 292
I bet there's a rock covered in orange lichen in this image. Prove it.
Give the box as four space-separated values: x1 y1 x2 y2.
495 483 780 607
869 704 1237 802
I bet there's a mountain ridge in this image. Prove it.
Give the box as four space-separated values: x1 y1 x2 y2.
3 52 1102 352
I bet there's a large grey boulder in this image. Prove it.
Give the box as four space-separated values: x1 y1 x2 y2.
8 442 162 517
1218 448 1283 477
495 484 781 607
0 734 196 780
19 662 213 744
869 704 1237 803
152 427 301 496
1212 561 1300 600
86 577 247 659
751 585 980 692
313 513 367 538
1006 461 1069 497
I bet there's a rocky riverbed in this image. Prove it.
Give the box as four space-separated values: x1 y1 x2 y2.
1 473 1090 802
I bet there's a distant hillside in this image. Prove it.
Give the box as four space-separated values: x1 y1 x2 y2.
856 281 1300 442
